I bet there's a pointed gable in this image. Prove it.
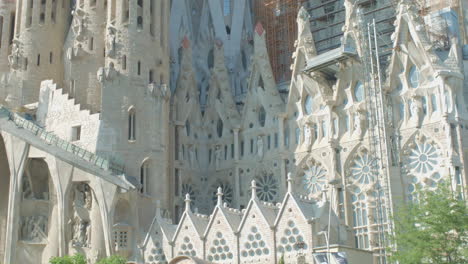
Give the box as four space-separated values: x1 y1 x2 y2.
174 36 202 123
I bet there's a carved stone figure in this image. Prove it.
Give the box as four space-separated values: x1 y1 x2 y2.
97 63 117 83
256 136 264 159
74 183 92 210
21 216 48 242
71 215 90 247
410 97 423 127
304 123 313 150
106 27 116 57
8 42 21 69
188 145 197 167
354 111 366 140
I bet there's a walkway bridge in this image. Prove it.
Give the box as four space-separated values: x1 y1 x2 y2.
0 106 135 190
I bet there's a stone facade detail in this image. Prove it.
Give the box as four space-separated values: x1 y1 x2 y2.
0 1 467 264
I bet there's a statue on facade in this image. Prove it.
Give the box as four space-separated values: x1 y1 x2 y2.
188 145 198 168
354 111 366 140
410 97 423 127
8 41 21 69
256 136 264 159
21 216 47 242
303 122 314 150
214 145 222 170
106 27 116 57
71 213 90 247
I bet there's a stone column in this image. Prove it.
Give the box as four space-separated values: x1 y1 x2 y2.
3 137 29 264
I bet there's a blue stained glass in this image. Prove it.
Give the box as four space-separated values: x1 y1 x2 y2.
304 95 313 115
354 82 364 102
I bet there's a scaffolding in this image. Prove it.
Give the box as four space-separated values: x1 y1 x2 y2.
252 0 306 85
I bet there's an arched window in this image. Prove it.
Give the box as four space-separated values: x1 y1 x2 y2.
295 127 300 144
354 82 364 102
223 0 231 16
140 160 149 194
217 118 223 138
185 120 190 136
422 96 427 115
128 108 136 141
431 94 438 112
207 49 214 69
409 66 420 88
258 106 266 127
304 95 313 115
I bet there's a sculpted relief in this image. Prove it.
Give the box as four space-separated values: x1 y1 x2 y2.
70 183 93 248
20 216 48 243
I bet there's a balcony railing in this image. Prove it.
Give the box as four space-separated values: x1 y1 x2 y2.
0 106 125 174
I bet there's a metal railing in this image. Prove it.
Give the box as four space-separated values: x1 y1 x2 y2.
0 106 125 174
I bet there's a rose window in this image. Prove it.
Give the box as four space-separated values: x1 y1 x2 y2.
350 153 378 186
302 165 327 195
255 173 278 202
181 183 197 206
407 142 439 174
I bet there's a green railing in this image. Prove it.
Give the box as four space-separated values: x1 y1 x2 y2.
0 106 125 174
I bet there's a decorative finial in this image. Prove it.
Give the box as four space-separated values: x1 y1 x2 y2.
287 173 293 193
185 193 191 212
251 180 257 200
217 186 223 206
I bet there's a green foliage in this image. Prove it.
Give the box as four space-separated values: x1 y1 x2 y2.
96 255 127 264
49 254 86 264
389 184 468 264
278 254 285 264
49 254 127 264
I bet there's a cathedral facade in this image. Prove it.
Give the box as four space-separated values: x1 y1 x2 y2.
0 0 467 264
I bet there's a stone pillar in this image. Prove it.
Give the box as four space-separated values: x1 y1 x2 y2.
278 115 285 149
3 137 29 264
233 129 239 161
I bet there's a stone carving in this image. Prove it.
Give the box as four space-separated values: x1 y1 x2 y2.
72 9 86 40
97 63 117 83
71 214 91 247
188 145 198 168
353 111 366 140
8 41 21 69
303 122 314 150
20 216 48 242
106 27 117 57
73 183 92 210
343 0 358 32
214 145 222 170
67 43 84 60
256 136 264 159
409 97 423 127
